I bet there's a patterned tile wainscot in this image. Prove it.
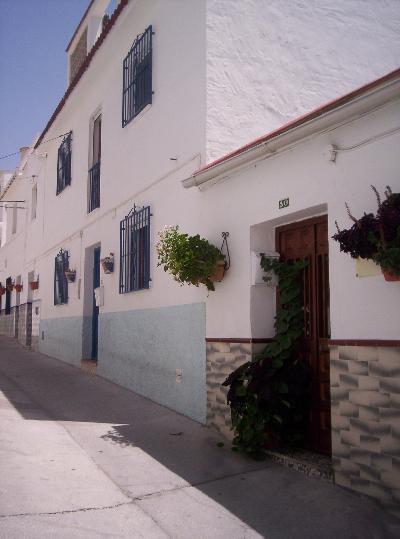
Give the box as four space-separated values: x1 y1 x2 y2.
206 340 268 440
330 345 400 518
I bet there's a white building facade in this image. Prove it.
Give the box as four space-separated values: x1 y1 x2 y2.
0 0 399 515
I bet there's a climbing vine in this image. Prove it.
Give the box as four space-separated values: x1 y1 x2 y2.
223 256 311 458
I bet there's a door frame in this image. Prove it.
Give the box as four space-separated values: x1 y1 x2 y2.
91 246 101 361
275 214 331 455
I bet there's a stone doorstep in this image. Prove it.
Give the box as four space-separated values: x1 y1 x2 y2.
266 448 334 482
81 359 97 375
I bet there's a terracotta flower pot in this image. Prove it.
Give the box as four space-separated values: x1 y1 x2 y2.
101 259 114 274
382 269 400 282
209 260 226 282
30 281 39 290
64 270 76 283
15 284 23 293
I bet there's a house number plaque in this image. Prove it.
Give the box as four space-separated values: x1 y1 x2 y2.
279 197 289 210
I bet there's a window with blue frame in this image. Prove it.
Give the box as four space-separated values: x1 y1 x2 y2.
122 25 153 127
56 132 72 195
119 206 151 293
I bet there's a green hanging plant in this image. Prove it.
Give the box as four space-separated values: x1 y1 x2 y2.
223 256 311 458
156 225 225 291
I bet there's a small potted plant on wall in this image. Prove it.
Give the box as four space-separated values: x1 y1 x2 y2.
156 226 226 291
64 268 76 283
30 278 39 290
333 185 400 281
101 253 114 274
15 283 23 293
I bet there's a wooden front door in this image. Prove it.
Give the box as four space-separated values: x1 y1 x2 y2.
276 216 331 455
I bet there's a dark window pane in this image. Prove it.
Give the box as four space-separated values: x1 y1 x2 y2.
56 132 72 195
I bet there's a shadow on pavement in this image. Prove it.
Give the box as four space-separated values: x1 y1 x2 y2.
0 336 399 538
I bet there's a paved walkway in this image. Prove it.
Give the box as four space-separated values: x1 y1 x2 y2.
0 336 398 538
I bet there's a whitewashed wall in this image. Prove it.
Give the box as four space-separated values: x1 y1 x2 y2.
206 0 400 162
0 155 37 309
199 97 400 340
20 0 207 324
3 0 400 329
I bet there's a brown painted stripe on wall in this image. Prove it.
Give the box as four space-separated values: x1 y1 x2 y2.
326 339 400 347
206 338 400 346
205 338 273 343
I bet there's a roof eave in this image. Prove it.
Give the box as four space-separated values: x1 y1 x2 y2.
183 68 400 189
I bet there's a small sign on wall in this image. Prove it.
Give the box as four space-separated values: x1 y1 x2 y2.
94 286 104 307
279 198 289 210
355 258 382 278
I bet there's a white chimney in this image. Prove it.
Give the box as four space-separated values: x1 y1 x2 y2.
19 146 30 166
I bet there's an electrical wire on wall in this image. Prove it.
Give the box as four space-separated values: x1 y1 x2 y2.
0 131 72 161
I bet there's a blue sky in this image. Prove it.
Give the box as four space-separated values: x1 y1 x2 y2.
0 0 89 170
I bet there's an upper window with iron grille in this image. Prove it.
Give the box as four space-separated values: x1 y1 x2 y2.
56 132 72 195
54 249 69 305
122 26 153 127
88 113 101 213
119 206 151 293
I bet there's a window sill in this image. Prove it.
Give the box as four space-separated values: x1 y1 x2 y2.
87 206 101 217
123 103 152 129
56 183 72 197
120 284 151 295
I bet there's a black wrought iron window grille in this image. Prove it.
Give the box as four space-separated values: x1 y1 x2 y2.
122 25 153 127
54 249 69 305
5 278 11 315
56 132 72 195
119 205 151 293
88 161 101 213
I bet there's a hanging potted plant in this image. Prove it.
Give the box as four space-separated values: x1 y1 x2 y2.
30 279 39 290
156 226 226 291
333 185 400 281
332 202 379 260
101 253 114 274
15 283 23 293
64 269 76 283
371 186 400 281
209 259 226 282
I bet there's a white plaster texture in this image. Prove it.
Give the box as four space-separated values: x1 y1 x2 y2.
201 96 400 340
205 0 400 162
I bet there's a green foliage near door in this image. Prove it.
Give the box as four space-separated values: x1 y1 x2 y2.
223 256 311 458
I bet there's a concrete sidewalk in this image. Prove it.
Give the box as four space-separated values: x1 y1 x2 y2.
0 336 398 538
